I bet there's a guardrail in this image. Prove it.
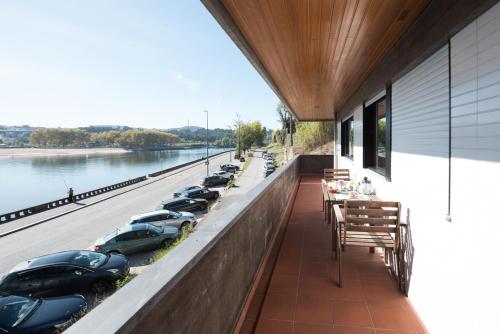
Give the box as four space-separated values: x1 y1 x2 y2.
0 176 148 224
0 149 233 224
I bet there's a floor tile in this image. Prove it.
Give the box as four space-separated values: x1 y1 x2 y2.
293 321 334 334
255 319 293 334
334 325 376 334
368 302 419 332
268 274 299 296
260 294 296 321
332 301 373 327
295 296 334 324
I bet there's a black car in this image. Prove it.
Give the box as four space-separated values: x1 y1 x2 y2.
239 156 245 162
220 164 240 173
156 197 208 212
173 185 202 198
180 188 219 201
0 251 129 297
200 175 229 187
0 294 86 334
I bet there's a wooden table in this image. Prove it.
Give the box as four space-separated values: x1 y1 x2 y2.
321 179 379 253
321 179 377 225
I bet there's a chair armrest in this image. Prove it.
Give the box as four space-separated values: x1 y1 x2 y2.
333 205 344 223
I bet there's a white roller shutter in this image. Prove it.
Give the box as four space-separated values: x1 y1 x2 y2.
450 2 500 220
392 45 450 212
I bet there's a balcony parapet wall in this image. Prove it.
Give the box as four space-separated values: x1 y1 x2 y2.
67 155 334 333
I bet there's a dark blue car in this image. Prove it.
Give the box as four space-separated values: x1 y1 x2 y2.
0 294 86 333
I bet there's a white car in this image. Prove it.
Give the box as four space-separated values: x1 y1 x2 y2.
213 170 235 179
128 210 196 230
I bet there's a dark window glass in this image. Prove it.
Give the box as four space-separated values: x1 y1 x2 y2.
341 117 354 158
116 232 135 242
135 230 149 239
376 100 386 169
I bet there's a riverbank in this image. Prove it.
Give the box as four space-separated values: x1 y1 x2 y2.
0 147 130 158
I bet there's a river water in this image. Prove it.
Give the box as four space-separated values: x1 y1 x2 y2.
0 148 227 214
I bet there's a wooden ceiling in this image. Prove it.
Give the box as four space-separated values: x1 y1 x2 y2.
215 0 430 120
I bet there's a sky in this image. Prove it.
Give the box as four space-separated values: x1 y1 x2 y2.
0 0 281 130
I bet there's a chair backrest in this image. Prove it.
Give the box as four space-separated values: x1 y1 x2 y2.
343 200 401 236
324 168 350 181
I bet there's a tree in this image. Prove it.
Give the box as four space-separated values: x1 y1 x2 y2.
295 121 334 152
276 102 295 134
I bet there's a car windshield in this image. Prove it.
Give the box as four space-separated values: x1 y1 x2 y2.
70 251 107 269
0 296 40 329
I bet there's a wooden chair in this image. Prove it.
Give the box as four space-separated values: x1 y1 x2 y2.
321 179 331 223
324 168 350 181
333 200 402 287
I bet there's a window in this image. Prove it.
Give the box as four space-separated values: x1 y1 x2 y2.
341 117 354 158
363 96 390 176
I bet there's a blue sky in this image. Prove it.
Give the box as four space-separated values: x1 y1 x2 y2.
0 0 281 130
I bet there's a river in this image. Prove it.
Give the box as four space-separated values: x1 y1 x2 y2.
0 148 228 213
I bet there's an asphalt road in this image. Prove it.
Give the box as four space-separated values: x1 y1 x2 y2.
0 152 243 274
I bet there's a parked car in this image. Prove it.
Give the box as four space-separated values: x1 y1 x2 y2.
220 164 240 173
213 170 234 180
156 197 208 212
0 251 129 297
94 224 180 256
239 156 246 162
128 210 195 230
264 169 275 177
0 294 87 334
173 185 202 197
200 175 229 187
179 188 220 201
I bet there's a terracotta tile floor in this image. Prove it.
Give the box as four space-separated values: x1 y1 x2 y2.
240 175 427 334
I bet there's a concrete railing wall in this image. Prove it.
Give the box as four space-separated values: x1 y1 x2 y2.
299 154 334 174
67 155 303 334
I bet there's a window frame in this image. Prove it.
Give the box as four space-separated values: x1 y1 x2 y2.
362 85 392 181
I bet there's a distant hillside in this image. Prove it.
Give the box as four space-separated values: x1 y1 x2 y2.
167 126 204 132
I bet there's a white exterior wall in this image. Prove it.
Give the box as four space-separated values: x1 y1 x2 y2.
334 3 500 332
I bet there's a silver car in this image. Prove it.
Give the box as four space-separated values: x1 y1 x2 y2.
128 210 196 230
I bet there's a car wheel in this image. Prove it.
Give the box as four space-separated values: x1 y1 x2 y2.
91 280 111 294
180 221 191 232
214 193 219 199
230 175 234 179
161 238 174 248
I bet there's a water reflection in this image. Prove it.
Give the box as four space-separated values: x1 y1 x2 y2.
0 148 226 213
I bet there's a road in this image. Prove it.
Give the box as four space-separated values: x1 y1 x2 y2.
0 152 257 274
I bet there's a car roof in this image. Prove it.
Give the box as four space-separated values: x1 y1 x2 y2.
183 188 205 194
116 223 152 233
179 185 198 191
10 251 87 272
131 209 172 220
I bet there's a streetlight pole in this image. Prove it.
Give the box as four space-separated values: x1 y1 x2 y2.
203 110 209 176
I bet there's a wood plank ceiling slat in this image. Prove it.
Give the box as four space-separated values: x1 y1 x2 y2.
221 0 431 120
